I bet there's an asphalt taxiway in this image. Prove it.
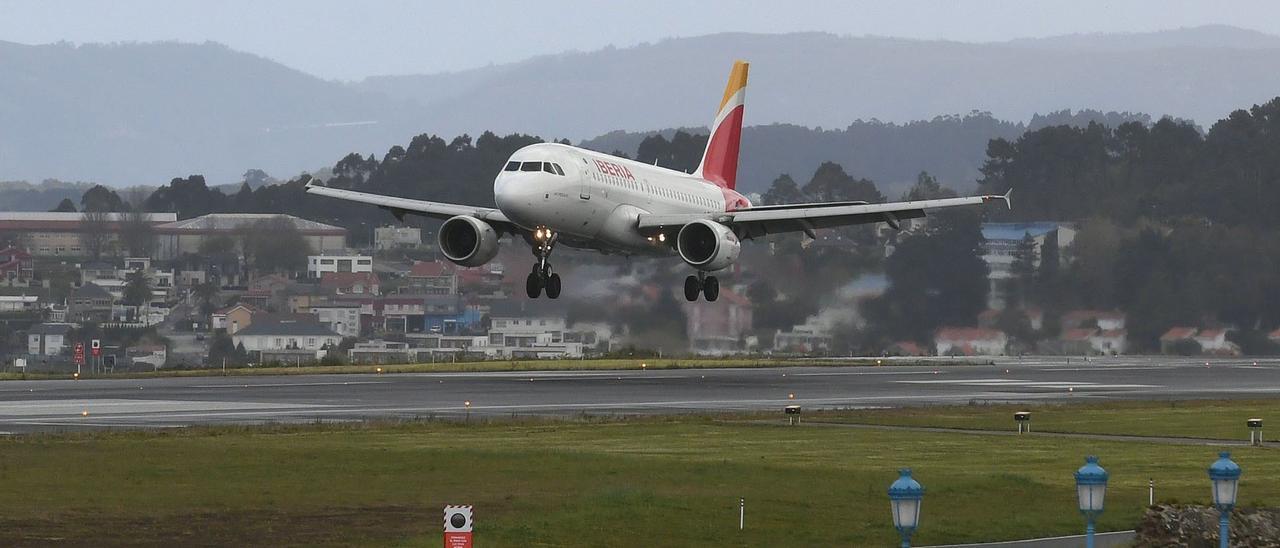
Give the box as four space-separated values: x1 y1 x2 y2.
0 356 1277 432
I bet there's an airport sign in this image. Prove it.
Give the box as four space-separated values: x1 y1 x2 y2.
443 505 473 548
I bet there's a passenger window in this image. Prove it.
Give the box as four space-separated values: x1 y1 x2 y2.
504 161 520 171
553 163 564 176
543 163 555 174
521 162 542 172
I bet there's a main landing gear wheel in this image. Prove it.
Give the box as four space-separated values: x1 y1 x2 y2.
702 276 719 302
684 276 700 302
526 271 542 299
545 273 562 299
683 274 720 302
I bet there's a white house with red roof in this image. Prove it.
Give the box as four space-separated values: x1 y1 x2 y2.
320 271 381 296
934 327 1008 356
1194 328 1239 355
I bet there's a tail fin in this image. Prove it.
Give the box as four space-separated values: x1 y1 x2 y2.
694 60 748 190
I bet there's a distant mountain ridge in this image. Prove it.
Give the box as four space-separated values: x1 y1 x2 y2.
4 25 1280 186
578 110 1154 197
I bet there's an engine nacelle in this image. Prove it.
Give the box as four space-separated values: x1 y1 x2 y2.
677 220 741 271
438 215 500 267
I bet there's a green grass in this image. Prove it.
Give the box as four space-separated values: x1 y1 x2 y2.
0 357 971 381
809 399 1280 440
3 407 1279 547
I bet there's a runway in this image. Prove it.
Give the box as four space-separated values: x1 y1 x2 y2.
1 356 1278 433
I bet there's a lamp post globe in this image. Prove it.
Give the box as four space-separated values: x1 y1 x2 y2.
1208 451 1241 548
1074 456 1109 548
888 468 925 548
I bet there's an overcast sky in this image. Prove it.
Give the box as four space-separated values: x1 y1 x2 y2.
4 0 1279 81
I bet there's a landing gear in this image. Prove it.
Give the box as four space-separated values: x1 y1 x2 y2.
683 272 719 302
527 227 562 299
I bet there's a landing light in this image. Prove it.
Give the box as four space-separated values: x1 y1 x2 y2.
658 233 666 242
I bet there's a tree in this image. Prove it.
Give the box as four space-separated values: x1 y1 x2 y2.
51 198 77 212
123 271 151 309
80 185 125 212
802 162 884 203
193 281 221 317
241 217 312 274
119 199 155 258
762 174 804 205
80 210 111 260
903 171 957 201
1008 234 1038 308
865 207 989 343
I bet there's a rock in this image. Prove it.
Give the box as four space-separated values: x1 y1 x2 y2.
1133 504 1280 547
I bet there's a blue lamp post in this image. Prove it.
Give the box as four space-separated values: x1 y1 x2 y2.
888 468 925 548
1208 451 1241 548
1074 456 1109 548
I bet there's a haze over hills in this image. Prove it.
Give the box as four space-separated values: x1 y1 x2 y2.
3 26 1280 187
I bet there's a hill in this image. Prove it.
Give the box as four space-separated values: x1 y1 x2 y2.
5 26 1280 186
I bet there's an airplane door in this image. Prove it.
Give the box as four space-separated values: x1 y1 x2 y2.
580 158 591 200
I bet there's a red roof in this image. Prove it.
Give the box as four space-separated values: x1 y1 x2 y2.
890 341 927 356
1062 310 1125 326
1096 329 1127 339
935 327 1005 341
213 303 262 315
1160 327 1198 341
320 272 381 289
1061 328 1096 342
410 261 453 278
1269 328 1280 341
1196 328 1227 339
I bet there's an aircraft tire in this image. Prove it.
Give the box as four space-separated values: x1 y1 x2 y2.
545 273 562 299
526 271 542 299
703 276 719 302
684 275 701 302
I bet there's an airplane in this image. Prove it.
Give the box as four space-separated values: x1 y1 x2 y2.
306 60 1010 302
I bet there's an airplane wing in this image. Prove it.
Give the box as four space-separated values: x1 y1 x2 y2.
636 192 1011 239
304 181 516 229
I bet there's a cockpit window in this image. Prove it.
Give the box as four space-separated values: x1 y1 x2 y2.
552 163 565 176
520 161 542 172
504 161 520 172
543 162 556 174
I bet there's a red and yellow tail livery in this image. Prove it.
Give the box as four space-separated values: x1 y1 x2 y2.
695 60 748 190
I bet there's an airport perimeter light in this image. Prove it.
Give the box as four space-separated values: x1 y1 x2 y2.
888 468 924 548
1208 451 1241 548
1074 456 1108 548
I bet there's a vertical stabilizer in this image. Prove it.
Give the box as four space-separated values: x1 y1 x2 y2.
694 60 748 190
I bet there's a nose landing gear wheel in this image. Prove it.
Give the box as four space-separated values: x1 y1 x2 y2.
545 273 562 299
684 275 700 302
703 276 719 302
526 271 542 299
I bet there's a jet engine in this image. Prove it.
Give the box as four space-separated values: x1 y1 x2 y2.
438 215 500 267
676 220 740 271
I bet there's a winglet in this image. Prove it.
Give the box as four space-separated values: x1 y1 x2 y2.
980 189 1012 210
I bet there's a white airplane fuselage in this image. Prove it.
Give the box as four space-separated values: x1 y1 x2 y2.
494 142 751 255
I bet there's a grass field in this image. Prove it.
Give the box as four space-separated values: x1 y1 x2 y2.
4 401 1280 547
0 356 970 381
810 399 1280 440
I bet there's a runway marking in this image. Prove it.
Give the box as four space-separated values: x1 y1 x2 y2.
189 381 391 388
0 399 320 417
791 371 942 377
897 379 1161 389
